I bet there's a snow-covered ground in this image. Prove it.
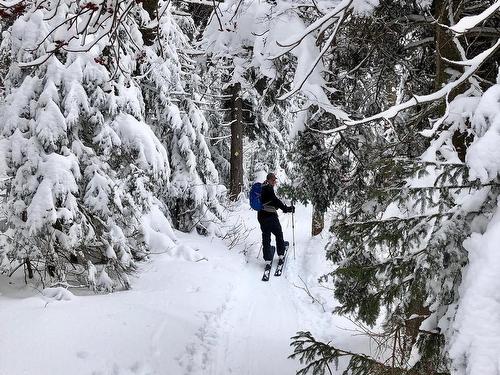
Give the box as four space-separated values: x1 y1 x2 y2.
0 203 368 375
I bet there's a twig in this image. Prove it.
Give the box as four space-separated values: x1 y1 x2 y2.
293 275 326 312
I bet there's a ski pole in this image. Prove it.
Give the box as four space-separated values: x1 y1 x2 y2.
257 244 262 259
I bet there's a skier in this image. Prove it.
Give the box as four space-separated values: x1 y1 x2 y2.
258 173 295 267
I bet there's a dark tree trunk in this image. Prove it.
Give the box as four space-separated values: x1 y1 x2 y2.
312 205 324 236
434 0 463 95
229 83 243 200
138 0 157 19
434 0 469 161
138 0 158 45
25 257 33 280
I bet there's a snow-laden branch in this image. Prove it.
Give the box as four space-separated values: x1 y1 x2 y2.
278 8 346 101
280 0 351 47
321 39 500 131
0 0 23 6
17 0 144 68
270 0 352 58
176 0 221 5
449 2 500 34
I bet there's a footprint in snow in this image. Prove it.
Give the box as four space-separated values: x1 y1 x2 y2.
92 361 155 375
76 351 89 359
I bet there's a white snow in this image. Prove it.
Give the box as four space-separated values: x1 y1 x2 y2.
111 114 170 180
0 204 373 375
141 204 179 255
466 84 500 183
42 287 75 301
26 152 80 233
450 2 500 34
440 80 500 375
447 199 500 375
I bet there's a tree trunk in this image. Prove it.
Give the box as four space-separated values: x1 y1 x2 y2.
434 0 469 161
138 0 158 19
312 205 324 236
138 0 158 46
229 83 243 200
25 257 33 280
434 0 463 92
397 4 466 366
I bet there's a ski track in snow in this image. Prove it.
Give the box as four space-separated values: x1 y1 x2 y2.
179 287 233 374
177 206 335 375
0 204 365 375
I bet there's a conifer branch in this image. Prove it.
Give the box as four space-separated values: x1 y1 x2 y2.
290 331 420 375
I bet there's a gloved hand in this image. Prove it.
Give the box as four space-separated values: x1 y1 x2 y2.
287 205 295 213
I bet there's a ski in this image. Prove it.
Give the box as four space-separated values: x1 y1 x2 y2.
261 246 275 282
274 241 289 277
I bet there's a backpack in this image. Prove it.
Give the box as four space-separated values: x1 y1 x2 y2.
249 182 263 211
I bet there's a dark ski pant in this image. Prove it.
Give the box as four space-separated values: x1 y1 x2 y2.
258 214 285 261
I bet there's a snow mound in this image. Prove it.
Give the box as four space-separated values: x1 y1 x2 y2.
171 244 202 261
141 222 175 253
42 287 74 301
141 204 204 260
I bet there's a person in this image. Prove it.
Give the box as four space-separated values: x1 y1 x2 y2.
258 173 295 266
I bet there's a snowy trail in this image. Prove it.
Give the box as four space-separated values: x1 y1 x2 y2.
178 207 331 375
0 204 365 375
202 256 300 375
175 211 305 375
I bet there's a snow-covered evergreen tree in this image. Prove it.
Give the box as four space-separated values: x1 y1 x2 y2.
138 3 225 233
200 0 301 189
281 0 500 374
0 0 224 290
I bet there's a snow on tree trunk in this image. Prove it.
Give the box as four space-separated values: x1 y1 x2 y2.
311 205 324 236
